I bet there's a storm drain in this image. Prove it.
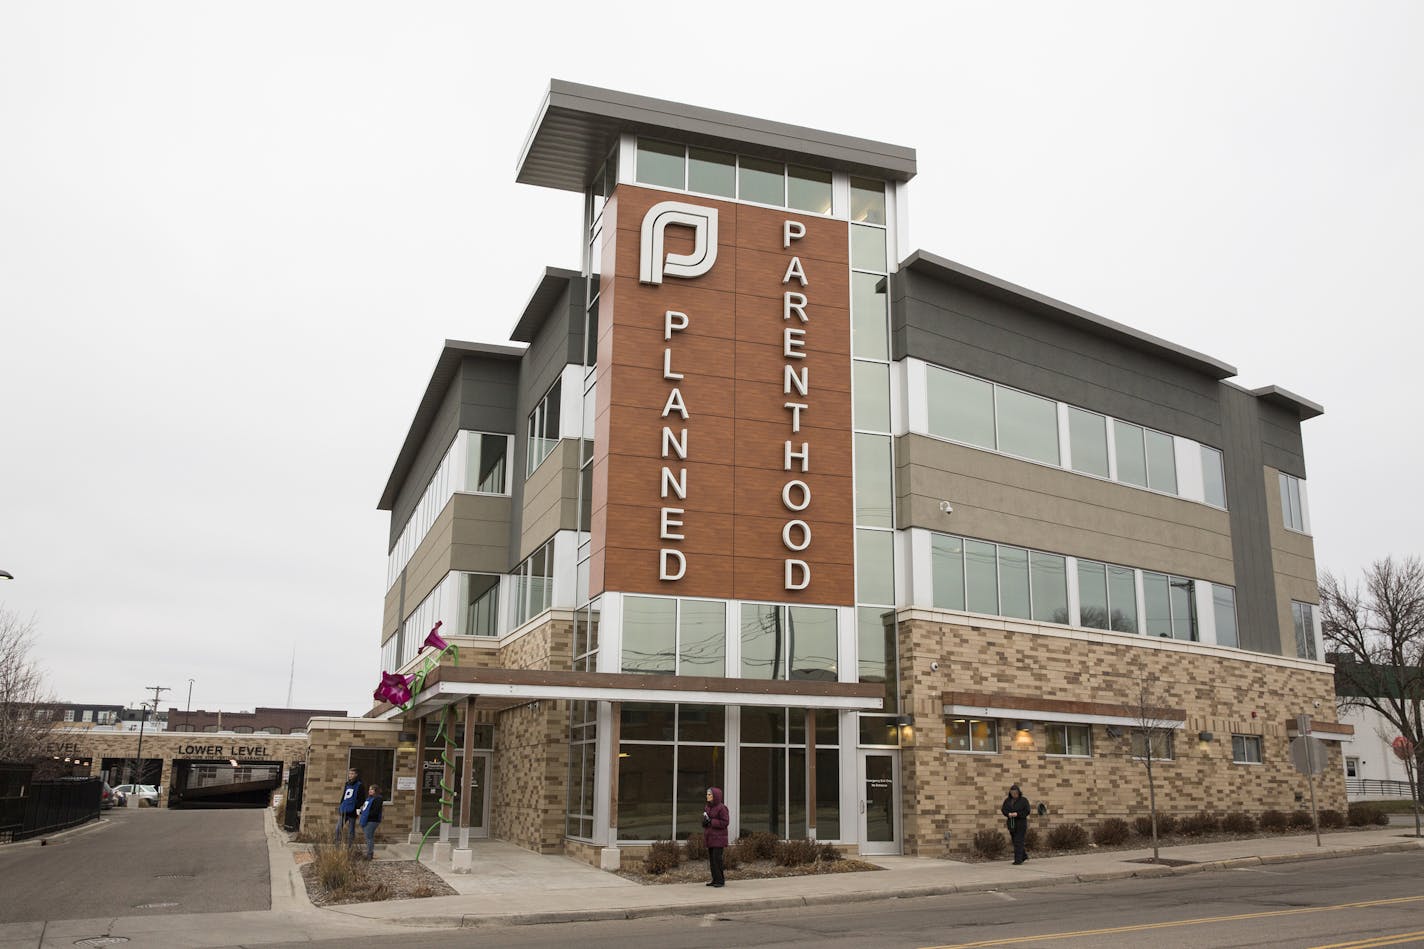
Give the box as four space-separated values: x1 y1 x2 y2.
153 873 194 878
132 902 180 909
74 938 129 947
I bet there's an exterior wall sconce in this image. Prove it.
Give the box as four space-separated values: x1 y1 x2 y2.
1011 721 1035 750
1198 731 1214 742
1015 720 1033 732
893 714 914 742
892 715 914 727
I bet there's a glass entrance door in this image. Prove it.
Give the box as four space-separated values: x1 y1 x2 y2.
858 750 900 855
464 751 491 837
420 751 492 837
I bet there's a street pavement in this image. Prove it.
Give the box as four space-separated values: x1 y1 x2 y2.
0 808 1419 949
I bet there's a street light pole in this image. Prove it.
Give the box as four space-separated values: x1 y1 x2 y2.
185 679 195 729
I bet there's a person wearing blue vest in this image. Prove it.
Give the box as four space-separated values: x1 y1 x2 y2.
335 768 363 845
358 784 384 859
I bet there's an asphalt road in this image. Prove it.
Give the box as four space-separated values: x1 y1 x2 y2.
264 850 1424 949
0 806 270 923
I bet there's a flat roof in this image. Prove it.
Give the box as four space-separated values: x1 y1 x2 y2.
377 339 525 511
510 266 581 343
901 250 1239 380
1250 384 1325 421
517 79 918 193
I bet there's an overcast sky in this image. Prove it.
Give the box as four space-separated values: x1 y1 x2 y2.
1 2 1419 716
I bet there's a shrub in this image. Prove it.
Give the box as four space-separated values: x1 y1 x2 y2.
1348 803 1384 827
311 842 359 892
722 841 743 870
818 842 842 862
643 839 680 875
1288 810 1314 830
1093 818 1131 846
972 829 1007 858
1319 809 1345 829
684 831 708 861
1024 828 1041 851
1046 823 1089 850
1375 808 1392 826
1134 814 1176 837
1179 812 1220 836
1260 809 1289 831
737 831 781 861
776 838 820 866
1221 812 1256 834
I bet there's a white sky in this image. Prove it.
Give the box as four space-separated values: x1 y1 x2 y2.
1 2 1419 715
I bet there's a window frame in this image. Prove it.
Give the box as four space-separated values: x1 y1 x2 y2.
945 717 999 754
1129 729 1176 761
1231 734 1263 765
1279 472 1309 533
526 378 564 476
1044 722 1093 758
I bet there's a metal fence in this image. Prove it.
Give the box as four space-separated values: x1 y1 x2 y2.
0 776 102 842
1347 777 1418 800
281 762 305 832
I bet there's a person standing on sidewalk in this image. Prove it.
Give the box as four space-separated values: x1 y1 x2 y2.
1002 783 1031 865
702 787 730 887
358 784 383 860
335 768 363 846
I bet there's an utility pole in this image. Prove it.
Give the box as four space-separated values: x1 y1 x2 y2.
132 685 169 792
185 679 195 729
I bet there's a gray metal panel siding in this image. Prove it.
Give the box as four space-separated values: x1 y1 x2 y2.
892 271 1225 447
456 357 520 436
1220 386 1280 654
1256 400 1307 479
387 379 462 551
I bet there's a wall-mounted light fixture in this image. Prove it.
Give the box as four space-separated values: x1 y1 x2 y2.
1197 731 1214 743
1011 721 1035 750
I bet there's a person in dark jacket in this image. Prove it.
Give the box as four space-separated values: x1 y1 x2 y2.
335 768 363 845
1001 783 1031 865
358 784 384 859
702 787 730 887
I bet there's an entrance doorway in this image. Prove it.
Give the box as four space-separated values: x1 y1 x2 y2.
857 750 900 855
420 750 492 837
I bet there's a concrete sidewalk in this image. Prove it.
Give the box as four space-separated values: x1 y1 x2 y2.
326 826 1424 930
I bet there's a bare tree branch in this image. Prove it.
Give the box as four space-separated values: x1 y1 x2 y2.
0 606 56 762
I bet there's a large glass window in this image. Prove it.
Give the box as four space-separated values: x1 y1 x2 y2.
527 378 563 474
849 177 886 225
997 387 1059 466
1077 560 1108 630
1201 445 1226 508
635 138 685 189
622 596 676 674
1030 552 1069 623
856 529 895 605
1280 473 1307 532
931 534 966 611
460 573 500 637
856 607 896 710
740 604 838 680
1213 585 1239 648
851 272 889 361
946 718 998 753
466 433 510 495
1292 601 1318 660
965 539 999 614
998 546 1030 619
738 156 784 206
739 708 833 840
1107 565 1139 633
513 541 554 627
1068 407 1109 478
1143 572 1195 640
1114 420 1148 488
927 368 995 450
854 434 893 529
1232 734 1263 764
678 600 726 677
1045 724 1091 757
1145 429 1178 494
687 147 735 198
617 704 725 842
850 224 887 271
853 361 891 432
787 165 832 215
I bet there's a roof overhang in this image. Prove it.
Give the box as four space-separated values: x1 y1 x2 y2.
1286 718 1354 742
942 691 1187 730
375 666 885 720
517 80 917 194
901 250 1239 381
1251 384 1325 421
510 267 581 343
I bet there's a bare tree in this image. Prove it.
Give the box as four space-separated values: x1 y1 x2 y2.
1124 667 1180 863
0 607 55 762
1322 556 1424 831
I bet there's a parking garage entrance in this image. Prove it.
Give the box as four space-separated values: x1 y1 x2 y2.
171 759 283 808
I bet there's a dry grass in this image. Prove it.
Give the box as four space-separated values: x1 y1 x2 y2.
299 844 457 905
618 854 879 886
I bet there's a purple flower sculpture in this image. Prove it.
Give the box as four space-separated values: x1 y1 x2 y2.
422 620 449 654
373 671 413 707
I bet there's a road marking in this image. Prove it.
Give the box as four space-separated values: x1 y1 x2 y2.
920 894 1424 948
1309 930 1424 949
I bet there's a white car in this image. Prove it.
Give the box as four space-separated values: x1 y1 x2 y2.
114 784 160 805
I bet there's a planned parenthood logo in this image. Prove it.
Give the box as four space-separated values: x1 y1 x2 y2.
639 200 718 285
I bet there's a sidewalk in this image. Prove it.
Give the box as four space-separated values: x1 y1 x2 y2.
326 826 1424 930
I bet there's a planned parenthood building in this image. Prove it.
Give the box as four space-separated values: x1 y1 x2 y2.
302 81 1348 864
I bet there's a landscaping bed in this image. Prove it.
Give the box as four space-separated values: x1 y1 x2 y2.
619 832 882 885
297 844 457 905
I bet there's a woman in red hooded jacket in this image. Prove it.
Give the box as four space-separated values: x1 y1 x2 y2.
702 787 730 887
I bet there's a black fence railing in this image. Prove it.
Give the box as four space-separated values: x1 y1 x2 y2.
1347 777 1418 800
0 776 102 842
282 763 305 832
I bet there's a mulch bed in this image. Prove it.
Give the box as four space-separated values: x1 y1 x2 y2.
952 826 1363 863
618 857 882 885
300 857 457 906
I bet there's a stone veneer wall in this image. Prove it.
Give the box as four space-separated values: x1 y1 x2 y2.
897 610 1346 857
299 719 416 842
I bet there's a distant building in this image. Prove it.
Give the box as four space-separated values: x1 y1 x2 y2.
166 706 346 735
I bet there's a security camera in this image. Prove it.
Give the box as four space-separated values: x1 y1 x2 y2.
938 500 953 514
930 662 939 672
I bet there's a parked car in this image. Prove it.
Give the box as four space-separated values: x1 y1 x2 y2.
100 782 120 809
114 784 159 805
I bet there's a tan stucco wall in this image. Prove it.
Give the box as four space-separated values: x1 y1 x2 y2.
519 439 581 562
1265 465 1320 658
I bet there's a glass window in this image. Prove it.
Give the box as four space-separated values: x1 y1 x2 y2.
1145 429 1178 494
469 433 509 494
1107 565 1139 633
620 702 674 742
856 529 895 605
461 573 500 637
927 368 995 449
965 539 999 614
787 165 832 214
1232 734 1262 764
996 386 1060 465
851 272 889 361
852 360 891 432
931 534 966 611
1280 473 1307 532
741 604 782 679
856 607 896 709
1130 730 1174 760
1292 601 1318 660
617 743 675 841
635 139 685 190
677 704 725 743
1046 724 1091 757
622 596 675 674
851 223 887 272
739 745 786 836
815 747 841 839
1213 585 1239 648
854 433 894 528
1201 445 1226 508
1144 571 1171 637
946 718 998 753
788 606 837 681
999 546 1030 619
1077 560 1109 630
1114 421 1147 487
1169 576 1196 641
687 147 735 198
674 743 725 840
1068 407 1109 478
849 177 886 224
678 599 726 677
528 378 563 474
738 156 784 206
1030 552 1069 624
